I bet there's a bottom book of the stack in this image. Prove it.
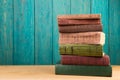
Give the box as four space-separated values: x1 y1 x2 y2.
55 64 112 77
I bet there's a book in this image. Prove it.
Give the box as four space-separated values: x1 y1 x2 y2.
57 14 101 20
55 64 112 77
61 55 110 66
59 44 103 57
59 32 105 45
59 24 102 33
58 19 101 26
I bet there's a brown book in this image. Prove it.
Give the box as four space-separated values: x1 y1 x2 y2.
59 25 102 33
59 32 105 45
57 14 101 19
58 19 101 26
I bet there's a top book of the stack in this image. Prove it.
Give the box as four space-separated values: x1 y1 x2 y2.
57 14 102 33
57 14 101 20
58 14 101 26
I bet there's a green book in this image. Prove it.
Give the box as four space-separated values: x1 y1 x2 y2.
60 44 103 57
55 64 112 77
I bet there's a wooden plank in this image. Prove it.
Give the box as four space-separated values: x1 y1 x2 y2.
71 0 91 14
35 0 53 64
109 0 120 64
53 0 71 64
0 0 13 64
14 0 34 64
91 0 109 55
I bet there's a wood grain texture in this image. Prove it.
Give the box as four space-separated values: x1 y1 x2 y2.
71 0 91 14
0 0 120 65
109 0 120 64
13 0 34 64
35 0 53 64
91 0 109 55
0 0 13 64
53 0 71 64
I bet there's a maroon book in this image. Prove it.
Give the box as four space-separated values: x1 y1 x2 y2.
58 19 101 26
61 55 110 66
59 25 102 33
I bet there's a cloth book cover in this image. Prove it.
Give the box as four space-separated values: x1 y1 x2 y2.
59 24 102 33
59 44 103 57
61 55 110 66
59 32 105 45
57 14 101 19
56 14 112 77
58 19 101 25
55 64 112 77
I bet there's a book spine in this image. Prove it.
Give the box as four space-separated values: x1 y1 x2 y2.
57 14 101 19
58 19 101 26
55 64 112 77
59 25 102 33
60 44 103 57
61 55 110 66
59 32 104 45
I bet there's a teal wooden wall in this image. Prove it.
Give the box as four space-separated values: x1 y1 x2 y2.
0 0 120 65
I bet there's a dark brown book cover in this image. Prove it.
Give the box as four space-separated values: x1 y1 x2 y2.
58 19 101 26
59 25 102 33
61 55 110 66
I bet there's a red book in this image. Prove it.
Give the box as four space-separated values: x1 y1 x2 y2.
61 55 110 66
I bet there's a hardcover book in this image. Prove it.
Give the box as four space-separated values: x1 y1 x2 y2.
57 14 101 19
59 24 102 33
55 64 112 77
61 55 110 66
58 19 101 26
59 32 105 45
60 44 103 57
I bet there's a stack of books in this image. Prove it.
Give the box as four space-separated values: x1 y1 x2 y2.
55 14 112 77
